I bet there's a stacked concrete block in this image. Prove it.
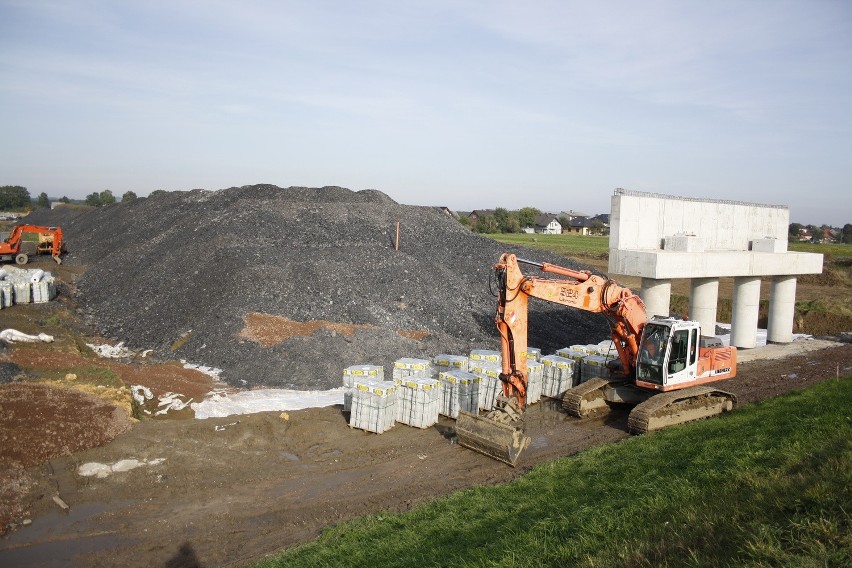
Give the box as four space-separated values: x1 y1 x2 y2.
597 339 617 354
432 354 469 375
437 370 480 418
556 347 588 365
468 349 501 369
0 282 12 308
580 354 615 382
469 361 501 411
525 347 542 362
396 377 441 428
526 361 544 404
350 379 397 434
342 365 384 412
541 355 577 398
583 344 603 356
0 267 56 305
392 358 432 380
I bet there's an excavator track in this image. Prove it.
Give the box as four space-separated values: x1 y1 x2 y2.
627 386 737 434
562 378 625 417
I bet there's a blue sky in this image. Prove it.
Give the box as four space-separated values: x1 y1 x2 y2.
1 1 850 225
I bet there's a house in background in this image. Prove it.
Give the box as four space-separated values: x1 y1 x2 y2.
466 209 495 226
565 216 596 235
532 214 562 234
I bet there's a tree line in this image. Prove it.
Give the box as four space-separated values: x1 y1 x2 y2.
0 185 139 209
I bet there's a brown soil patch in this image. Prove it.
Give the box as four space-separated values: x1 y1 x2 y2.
239 312 429 346
0 383 133 534
5 346 215 402
239 312 373 346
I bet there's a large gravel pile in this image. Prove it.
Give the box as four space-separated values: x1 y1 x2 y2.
27 185 610 389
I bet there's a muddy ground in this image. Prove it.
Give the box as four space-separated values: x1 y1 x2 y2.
1 336 849 567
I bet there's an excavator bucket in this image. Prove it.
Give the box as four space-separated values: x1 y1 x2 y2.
455 399 531 467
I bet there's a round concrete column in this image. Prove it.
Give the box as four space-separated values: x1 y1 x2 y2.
689 277 719 337
730 276 761 349
767 276 797 344
640 278 671 319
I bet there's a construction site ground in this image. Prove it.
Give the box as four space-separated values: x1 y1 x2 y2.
1 284 849 567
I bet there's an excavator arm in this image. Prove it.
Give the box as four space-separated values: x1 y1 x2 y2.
495 253 647 406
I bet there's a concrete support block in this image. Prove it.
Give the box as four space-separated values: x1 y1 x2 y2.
767 276 797 344
640 278 671 318
731 277 761 348
689 277 720 337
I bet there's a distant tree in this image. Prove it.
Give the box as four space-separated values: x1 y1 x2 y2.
503 211 521 233
85 192 101 206
842 224 852 244
494 207 510 231
458 215 471 228
0 185 31 209
518 207 541 229
590 219 606 235
35 192 50 208
99 190 116 205
788 223 804 239
475 214 499 233
122 191 138 202
59 196 70 203
558 215 571 230
149 189 168 198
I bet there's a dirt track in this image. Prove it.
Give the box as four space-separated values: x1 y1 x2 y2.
1 342 849 567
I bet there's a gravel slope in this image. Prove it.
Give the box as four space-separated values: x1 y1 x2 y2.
27 185 610 388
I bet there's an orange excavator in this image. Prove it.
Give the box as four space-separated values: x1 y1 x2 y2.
455 253 737 466
0 224 65 265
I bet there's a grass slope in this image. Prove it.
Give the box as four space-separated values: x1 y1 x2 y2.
259 378 851 567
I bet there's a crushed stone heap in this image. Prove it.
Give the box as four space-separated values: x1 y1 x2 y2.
28 185 610 389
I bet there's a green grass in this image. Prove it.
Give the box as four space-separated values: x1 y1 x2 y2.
258 378 851 567
790 241 852 262
484 233 610 259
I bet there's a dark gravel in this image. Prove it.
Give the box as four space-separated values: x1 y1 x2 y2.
26 185 610 389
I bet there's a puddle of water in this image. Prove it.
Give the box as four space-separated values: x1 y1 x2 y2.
0 501 131 567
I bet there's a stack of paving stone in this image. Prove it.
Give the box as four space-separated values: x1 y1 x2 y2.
469 360 501 410
342 365 384 412
541 355 577 398
392 357 432 380
437 370 480 418
432 354 469 376
580 352 616 381
349 379 397 433
525 347 542 362
0 267 56 307
556 345 595 382
526 360 544 404
596 339 617 356
395 376 441 428
468 349 501 366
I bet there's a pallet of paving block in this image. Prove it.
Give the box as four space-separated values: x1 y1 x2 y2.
468 361 501 411
437 370 479 419
349 380 397 434
342 365 384 412
526 360 544 404
392 357 432 380
540 355 577 398
467 349 501 369
396 377 441 429
432 353 469 375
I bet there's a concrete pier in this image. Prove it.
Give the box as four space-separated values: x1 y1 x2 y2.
689 277 720 337
640 278 671 318
767 276 798 344
730 277 762 348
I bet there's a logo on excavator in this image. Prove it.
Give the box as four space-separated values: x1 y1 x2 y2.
558 286 579 303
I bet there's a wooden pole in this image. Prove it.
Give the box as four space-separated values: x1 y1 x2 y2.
395 221 400 252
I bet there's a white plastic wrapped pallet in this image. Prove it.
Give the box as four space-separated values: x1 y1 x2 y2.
437 370 479 418
349 379 397 434
469 361 501 410
342 365 384 412
392 357 431 379
395 377 441 428
541 355 577 398
526 360 544 404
